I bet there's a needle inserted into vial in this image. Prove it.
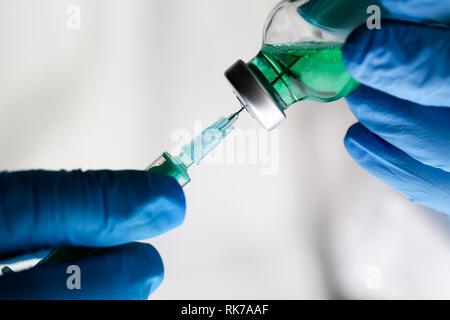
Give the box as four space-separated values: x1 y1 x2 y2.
147 108 244 187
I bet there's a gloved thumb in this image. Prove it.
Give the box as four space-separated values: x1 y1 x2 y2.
0 242 164 300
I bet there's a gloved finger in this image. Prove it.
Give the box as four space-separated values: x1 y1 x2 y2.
343 20 450 107
344 123 450 215
0 242 164 299
297 0 449 39
379 0 450 24
297 0 391 39
0 170 186 258
345 85 450 172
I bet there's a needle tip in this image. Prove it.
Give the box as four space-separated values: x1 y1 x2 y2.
229 107 245 121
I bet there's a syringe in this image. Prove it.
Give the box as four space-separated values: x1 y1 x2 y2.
36 109 244 266
147 108 244 187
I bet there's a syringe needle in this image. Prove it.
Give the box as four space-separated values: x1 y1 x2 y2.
236 106 245 115
221 107 245 132
229 107 245 121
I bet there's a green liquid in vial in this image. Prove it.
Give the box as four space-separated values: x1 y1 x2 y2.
248 41 360 109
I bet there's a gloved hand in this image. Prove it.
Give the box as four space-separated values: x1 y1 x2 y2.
299 0 450 215
0 170 186 299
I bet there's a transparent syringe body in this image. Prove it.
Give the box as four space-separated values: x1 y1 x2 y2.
147 114 239 187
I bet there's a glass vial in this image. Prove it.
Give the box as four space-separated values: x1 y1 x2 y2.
225 0 360 130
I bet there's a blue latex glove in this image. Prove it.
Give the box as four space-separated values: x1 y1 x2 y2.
299 0 450 215
0 170 186 299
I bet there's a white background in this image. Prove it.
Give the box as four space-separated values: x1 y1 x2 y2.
0 0 448 299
